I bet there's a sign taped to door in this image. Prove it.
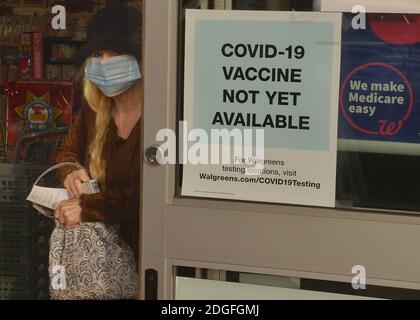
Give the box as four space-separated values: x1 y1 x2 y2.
181 10 342 208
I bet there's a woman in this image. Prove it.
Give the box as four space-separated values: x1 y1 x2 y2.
52 4 142 299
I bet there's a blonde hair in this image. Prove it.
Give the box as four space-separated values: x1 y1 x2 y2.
80 51 142 186
83 77 113 186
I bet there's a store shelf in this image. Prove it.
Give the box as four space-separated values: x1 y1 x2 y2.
0 42 20 47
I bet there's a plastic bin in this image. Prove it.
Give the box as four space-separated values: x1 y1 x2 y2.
0 127 69 300
0 163 54 300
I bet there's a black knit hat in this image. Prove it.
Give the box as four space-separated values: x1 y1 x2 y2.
74 4 142 67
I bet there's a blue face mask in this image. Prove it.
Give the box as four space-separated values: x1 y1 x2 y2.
84 55 142 97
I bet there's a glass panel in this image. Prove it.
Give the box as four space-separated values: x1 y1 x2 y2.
176 0 310 195
0 0 142 300
233 0 313 11
175 276 378 299
176 1 420 215
174 268 420 299
335 12 420 213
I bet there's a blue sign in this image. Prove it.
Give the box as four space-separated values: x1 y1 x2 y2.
339 13 420 143
191 17 338 151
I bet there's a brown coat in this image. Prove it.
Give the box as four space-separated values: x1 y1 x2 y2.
56 101 141 262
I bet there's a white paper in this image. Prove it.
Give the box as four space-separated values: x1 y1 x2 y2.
26 185 69 210
181 10 341 208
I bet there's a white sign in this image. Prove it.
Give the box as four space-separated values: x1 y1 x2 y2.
182 10 342 208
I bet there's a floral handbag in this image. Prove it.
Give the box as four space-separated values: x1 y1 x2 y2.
27 162 139 300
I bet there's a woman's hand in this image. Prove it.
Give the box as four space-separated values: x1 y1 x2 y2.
64 169 90 198
54 199 82 229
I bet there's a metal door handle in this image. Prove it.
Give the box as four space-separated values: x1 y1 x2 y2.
144 146 163 166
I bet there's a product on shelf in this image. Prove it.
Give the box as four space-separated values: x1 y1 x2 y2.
6 81 73 148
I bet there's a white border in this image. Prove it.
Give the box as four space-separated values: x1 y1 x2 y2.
182 10 342 208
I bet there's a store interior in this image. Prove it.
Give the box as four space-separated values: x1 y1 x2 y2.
0 0 141 300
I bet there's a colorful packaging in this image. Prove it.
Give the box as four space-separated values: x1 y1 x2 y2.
6 82 73 147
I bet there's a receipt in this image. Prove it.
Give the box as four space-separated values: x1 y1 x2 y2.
26 185 70 210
